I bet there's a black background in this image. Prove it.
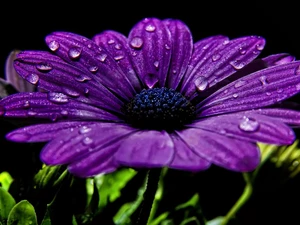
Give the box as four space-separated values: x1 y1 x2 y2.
1 1 300 225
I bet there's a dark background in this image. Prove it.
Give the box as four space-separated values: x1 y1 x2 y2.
1 1 300 225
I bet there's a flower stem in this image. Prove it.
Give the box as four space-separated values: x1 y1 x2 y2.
135 168 162 225
220 173 253 225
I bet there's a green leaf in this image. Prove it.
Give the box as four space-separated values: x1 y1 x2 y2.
40 208 51 225
0 187 16 222
0 171 13 191
7 200 38 225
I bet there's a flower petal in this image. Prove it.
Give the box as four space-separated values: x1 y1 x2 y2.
40 123 135 165
189 112 295 145
0 92 119 121
45 32 136 100
263 53 295 67
169 134 211 171
163 19 193 89
128 18 172 88
115 130 174 168
182 36 265 99
92 30 142 92
6 121 94 142
176 128 260 172
68 141 120 177
14 51 123 112
198 61 300 116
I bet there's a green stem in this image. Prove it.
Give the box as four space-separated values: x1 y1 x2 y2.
220 173 253 225
135 168 162 225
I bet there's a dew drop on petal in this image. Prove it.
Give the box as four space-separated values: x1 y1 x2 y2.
144 74 158 88
23 101 30 108
108 39 115 44
48 40 60 51
87 44 92 48
79 126 91 134
114 55 124 61
68 47 82 59
266 92 272 96
130 37 143 49
153 61 159 69
230 60 245 70
232 93 239 98
145 24 156 32
259 75 269 85
25 73 39 84
75 75 91 82
194 76 209 92
239 47 246 55
96 54 107 62
239 117 260 132
60 110 68 116
36 62 53 72
83 137 93 145
63 88 80 97
212 54 221 61
165 44 171 50
114 44 122 49
27 110 37 116
84 88 90 95
48 92 69 103
277 88 283 93
89 66 98 73
234 80 247 88
256 43 264 51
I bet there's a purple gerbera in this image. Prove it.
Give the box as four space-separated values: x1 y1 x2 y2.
0 18 299 177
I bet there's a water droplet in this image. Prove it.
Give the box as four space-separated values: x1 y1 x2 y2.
296 83 300 91
232 93 239 98
23 101 30 108
83 137 93 145
230 60 245 70
27 110 37 116
82 38 87 42
108 39 115 44
63 88 80 97
144 74 158 88
87 44 92 48
130 37 144 49
202 44 209 50
145 24 156 32
79 126 91 134
239 47 246 55
223 40 229 45
239 116 260 132
114 44 122 49
48 40 60 51
68 47 82 59
114 55 124 61
60 110 68 116
259 75 269 85
75 75 91 82
256 43 264 51
89 66 98 73
277 88 283 93
252 50 259 55
153 61 159 69
165 44 171 50
234 80 247 88
84 88 89 95
194 76 209 91
25 73 39 84
96 54 107 62
223 89 228 94
172 70 177 74
131 51 137 56
295 65 300 75
48 92 69 103
212 54 221 61
266 92 272 96
36 62 53 72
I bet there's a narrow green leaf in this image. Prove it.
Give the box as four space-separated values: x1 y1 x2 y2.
0 187 16 222
7 200 37 225
0 171 13 191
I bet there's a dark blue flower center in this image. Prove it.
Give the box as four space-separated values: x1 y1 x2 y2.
123 87 195 130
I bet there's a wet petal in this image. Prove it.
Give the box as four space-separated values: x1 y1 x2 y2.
14 51 123 112
128 18 172 88
115 130 174 168
93 30 142 92
169 134 211 171
45 32 135 100
163 19 193 89
6 121 94 142
190 112 295 145
177 128 260 172
40 123 135 165
198 61 300 116
0 92 119 121
183 36 265 99
263 53 295 67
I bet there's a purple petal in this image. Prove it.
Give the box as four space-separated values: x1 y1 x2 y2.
189 112 295 145
14 51 123 112
68 141 120 177
263 53 295 67
5 50 35 92
1 92 119 121
182 36 265 99
198 61 300 116
40 123 135 165
92 30 142 92
176 128 260 172
115 130 174 168
162 19 193 89
128 18 172 88
169 134 211 171
45 32 136 100
6 121 94 142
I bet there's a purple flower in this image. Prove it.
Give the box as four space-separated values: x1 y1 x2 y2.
0 18 299 177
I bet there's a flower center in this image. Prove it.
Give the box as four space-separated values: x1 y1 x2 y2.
122 87 196 130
